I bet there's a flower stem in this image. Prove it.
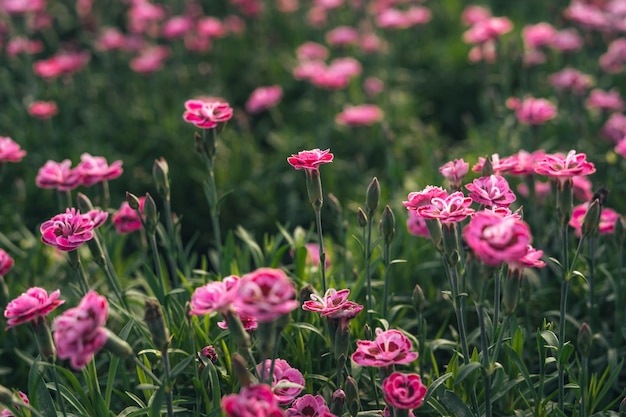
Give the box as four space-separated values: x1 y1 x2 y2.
67 250 89 295
365 215 374 324
476 303 492 417
161 347 174 417
382 239 391 319
314 209 327 294
587 236 596 330
147 232 168 304
558 224 569 413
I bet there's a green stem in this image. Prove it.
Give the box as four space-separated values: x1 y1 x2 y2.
147 232 168 304
493 268 501 339
161 348 174 417
382 241 391 318
94 230 128 310
133 356 163 385
162 196 181 286
365 215 374 325
587 236 596 330
476 303 492 417
48 359 68 417
614 241 624 347
580 355 588 417
67 250 89 295
314 209 327 294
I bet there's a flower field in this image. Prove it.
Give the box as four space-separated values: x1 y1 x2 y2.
1 0 626 416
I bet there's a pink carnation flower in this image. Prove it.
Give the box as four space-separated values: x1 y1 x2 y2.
28 100 58 119
508 245 546 273
382 372 427 410
465 175 517 208
4 287 64 330
463 17 513 44
522 22 556 49
0 136 26 163
75 153 123 187
222 384 283 417
256 358 304 405
534 150 596 180
461 5 491 26
6 36 44 57
40 208 95 251
112 198 145 234
406 210 429 238
0 249 14 276
352 328 418 368
507 97 557 125
286 394 333 417
602 113 626 142
507 150 546 176
551 29 583 52
35 159 82 191
216 309 258 331
197 17 226 38
52 291 109 369
296 42 328 61
403 186 448 211
586 88 625 112
548 68 594 95
325 26 359 46
303 288 353 317
572 176 593 202
335 104 383 126
246 86 283 114
33 51 90 79
569 203 621 236
0 391 29 417
416 191 475 223
183 99 234 129
189 275 240 316
439 159 469 189
471 153 517 175
287 148 334 173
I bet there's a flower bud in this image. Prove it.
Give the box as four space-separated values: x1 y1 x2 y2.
76 192 95 212
231 353 252 388
194 132 204 155
201 345 218 364
557 178 573 227
425 218 442 250
223 308 251 348
363 324 372 340
365 177 380 216
144 298 170 351
503 272 521 315
412 285 425 313
327 193 342 216
330 389 346 416
345 376 360 417
31 316 56 359
357 207 368 228
143 193 159 234
306 169 324 212
126 192 141 210
299 284 315 305
0 385 12 406
334 322 350 364
577 322 592 357
481 157 494 177
380 205 395 245
103 328 134 360
153 158 170 198
582 199 601 237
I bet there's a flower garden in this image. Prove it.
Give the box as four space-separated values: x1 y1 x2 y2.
1 0 626 416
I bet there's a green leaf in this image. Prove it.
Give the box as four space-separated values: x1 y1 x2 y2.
148 385 165 417
540 330 559 349
29 368 56 417
441 389 474 417
454 362 482 386
424 373 452 402
169 354 195 379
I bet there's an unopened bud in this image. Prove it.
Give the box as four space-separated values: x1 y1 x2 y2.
345 376 360 417
481 157 494 177
0 385 12 405
327 193 342 217
357 207 368 228
412 285 425 313
365 177 380 216
363 324 372 340
76 192 95 212
299 284 315 305
380 205 395 245
194 132 204 155
425 218 442 250
231 353 252 388
103 328 134 360
126 192 141 210
503 273 521 315
577 322 592 357
143 193 159 234
223 309 251 348
330 389 346 416
201 346 218 364
144 298 170 351
582 199 601 237
32 316 56 359
153 158 170 198
306 169 324 212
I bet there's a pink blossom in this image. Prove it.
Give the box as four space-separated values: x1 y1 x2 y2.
325 26 359 46
0 392 29 417
277 0 298 13
216 309 258 331
328 57 362 78
95 28 127 51
508 245 546 272
40 208 95 251
304 243 329 268
535 150 596 180
4 287 64 329
162 16 193 39
224 15 246 34
417 191 475 223
523 49 546 66
183 99 234 129
616 138 626 157
463 210 533 267
376 9 411 29
439 159 469 189
112 198 145 234
256 359 304 405
0 249 14 276
287 148 334 173
403 186 448 210
130 45 170 74
0 136 26 163
35 159 81 191
406 210 429 238
522 22 556 49
310 67 349 89
463 17 513 44
234 267 299 323
572 176 594 201
230 0 263 17
52 291 109 369
507 97 557 125
548 68 594 95
471 153 517 175
406 6 431 25
197 17 226 38
189 276 240 316
335 104 383 126
468 41 497 63
246 86 283 114
465 175 517 208
461 5 491 26
359 32 385 53
33 51 90 79
569 203 621 236
516 181 552 202
84 210 108 229
303 288 352 316
314 0 342 10
551 28 583 52
599 38 626 73
564 2 610 31
382 372 427 410
286 394 333 417
127 1 165 34
28 100 58 119
586 88 624 112
297 42 329 61
75 153 123 187
6 36 43 57
507 149 546 176
222 384 283 417
1 0 45 14
352 328 418 368
307 6 327 27
364 77 384 97
293 60 327 81
603 112 626 142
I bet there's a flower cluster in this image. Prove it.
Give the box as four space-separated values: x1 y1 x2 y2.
40 208 108 251
36 153 123 191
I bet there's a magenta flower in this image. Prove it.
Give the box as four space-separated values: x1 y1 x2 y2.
507 150 546 176
302 288 352 316
508 245 546 273
403 186 448 211
256 358 304 405
335 104 384 126
287 149 334 173
417 191 475 223
304 243 330 268
352 328 418 368
52 291 109 369
35 160 82 191
569 203 621 237
602 113 626 142
245 86 283 114
462 16 513 44
0 249 14 276
183 99 234 129
463 210 533 267
4 287 64 330
286 394 333 417
548 68 594 95
217 309 258 331
471 153 517 175
461 5 491 26
551 28 583 52
406 210 429 238
586 88 625 112
465 175 517 208
0 136 26 163
382 372 427 410
222 384 283 417
572 176 593 202
325 26 359 46
439 159 469 189
112 198 145 234
0 391 29 417
234 268 299 323
40 208 95 251
522 22 556 50
189 275 240 316
75 153 123 187
507 97 557 125
296 42 329 61
534 150 596 180
28 100 58 119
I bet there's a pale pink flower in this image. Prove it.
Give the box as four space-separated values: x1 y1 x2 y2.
230 0 263 17
463 210 533 267
376 9 411 29
162 16 193 39
277 0 298 13
4 287 64 330
256 359 304 405
550 28 583 52
471 153 517 175
602 112 626 142
246 86 283 114
439 159 469 189
507 149 546 176
328 57 362 78
615 138 626 157
534 150 596 179
508 245 546 272
33 51 90 79
599 38 626 73
325 26 359 46
1 0 45 14
417 191 475 223
516 181 552 202
189 276 240 316
364 77 384 97
0 249 14 276
465 175 517 208
293 60 326 81
406 6 431 25
572 176 594 201
296 42 328 61
507 97 557 125
222 384 283 417
52 291 109 369
28 100 58 119
382 372 427 410
523 49 546 66
286 394 332 417
307 7 327 27
95 27 127 51
0 136 26 163
35 159 81 191
335 104 383 126
314 0 342 10
112 198 145 234
216 309 258 331
127 0 165 34
403 186 448 210
6 36 43 57
75 153 123 187
287 148 333 172
197 17 226 38
468 41 496 63
522 22 556 49
548 68 594 95
224 15 246 34
463 17 513 44
352 328 418 368
130 45 170 73
569 203 621 236
406 210 429 238
302 288 352 316
40 208 95 251
304 243 329 268
0 392 29 417
310 67 349 89
360 32 385 53
461 5 491 26
586 88 625 112
183 99 234 129
564 2 610 31
234 267 299 323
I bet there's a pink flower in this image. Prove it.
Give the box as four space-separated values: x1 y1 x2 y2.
84 210 109 229
516 181 551 203
406 210 429 238
0 249 14 275
569 203 621 236
183 99 234 129
40 208 95 251
6 36 43 57
256 359 304 405
325 26 359 46
616 138 626 157
303 288 352 316
507 97 557 125
522 22 556 49
52 291 109 369
162 16 193 39
189 275 239 316
234 267 299 323
602 112 626 142
35 160 82 191
216 309 258 331
222 384 283 417
508 245 546 273
406 6 432 25
439 159 469 189
197 17 226 38
33 51 90 79
465 175 517 208
112 198 145 234
4 287 64 329
548 68 594 95
95 27 127 51
572 176 594 202
335 104 383 126
471 153 516 175
0 137 26 163
296 42 328 61
463 210 533 267
564 2 610 31
352 328 418 368
286 394 333 417
246 86 283 114
382 372 427 410
461 5 491 26
586 88 625 112
364 77 384 97
75 153 123 187
403 186 448 210
0 392 29 417
376 9 411 29
534 150 596 180
463 17 513 44
287 148 334 173
130 45 170 73
28 100 58 119
468 41 497 63
507 149 546 176
293 60 327 81
550 28 583 52
417 191 475 223
327 57 362 79
304 243 329 268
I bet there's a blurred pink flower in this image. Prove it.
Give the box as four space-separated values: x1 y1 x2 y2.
360 32 385 53
516 181 551 202
364 77 384 97
246 85 283 113
602 112 626 142
84 210 109 229
586 88 624 112
28 100 58 119
507 97 557 125
599 38 626 73
197 17 226 38
0 136 26 163
33 51 90 79
328 57 362 77
461 5 491 26
465 175 517 208
548 68 594 95
352 328 418 368
310 67 350 89
325 26 359 46
162 16 193 39
224 15 246 34
535 150 596 180
286 394 332 417
463 17 513 44
0 249 14 276
75 153 123 187
277 0 299 13
189 275 240 316
1 0 45 14
41 208 95 251
293 60 326 81
403 186 448 211
130 45 170 73
234 267 299 323
112 198 145 234
468 41 496 63
6 36 43 57
0 391 29 417
572 175 594 201
127 0 165 34
615 137 626 157
472 153 517 175
296 42 329 61
256 358 304 405
304 243 329 268
52 291 109 369
406 210 429 238
417 191 475 223
314 0 342 10
570 202 621 236
376 9 411 29
406 6 432 25
463 210 532 267
439 158 469 189
95 28 127 51
335 104 383 126
507 149 546 176
4 287 64 330
183 99 233 129
287 148 334 172
522 22 556 49
222 384 283 417
230 0 263 17
564 2 610 31
508 245 546 273
35 160 81 191
216 309 258 331
382 372 427 410
523 49 546 66
550 28 583 52
307 6 327 27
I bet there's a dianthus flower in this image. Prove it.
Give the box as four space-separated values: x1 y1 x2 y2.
406 210 429 238
439 159 469 189
586 88 625 112
286 394 333 417
416 191 475 223
602 113 626 142
522 22 556 50
287 149 333 173
0 391 29 417
471 153 516 174
112 198 145 234
0 136 26 163
256 359 304 405
52 291 109 369
462 16 513 44
246 85 283 114
507 245 546 273
183 99 233 129
352 328 418 368
189 275 239 316
0 249 14 276
507 149 546 176
35 159 82 191
548 68 594 95
402 186 448 210
40 208 95 251
302 288 353 317
335 104 384 126
222 384 283 417
381 372 427 410
28 100 58 119
4 287 64 330
507 97 557 125
569 203 621 237
534 150 596 180
75 153 123 187
234 268 299 323
465 175 517 208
